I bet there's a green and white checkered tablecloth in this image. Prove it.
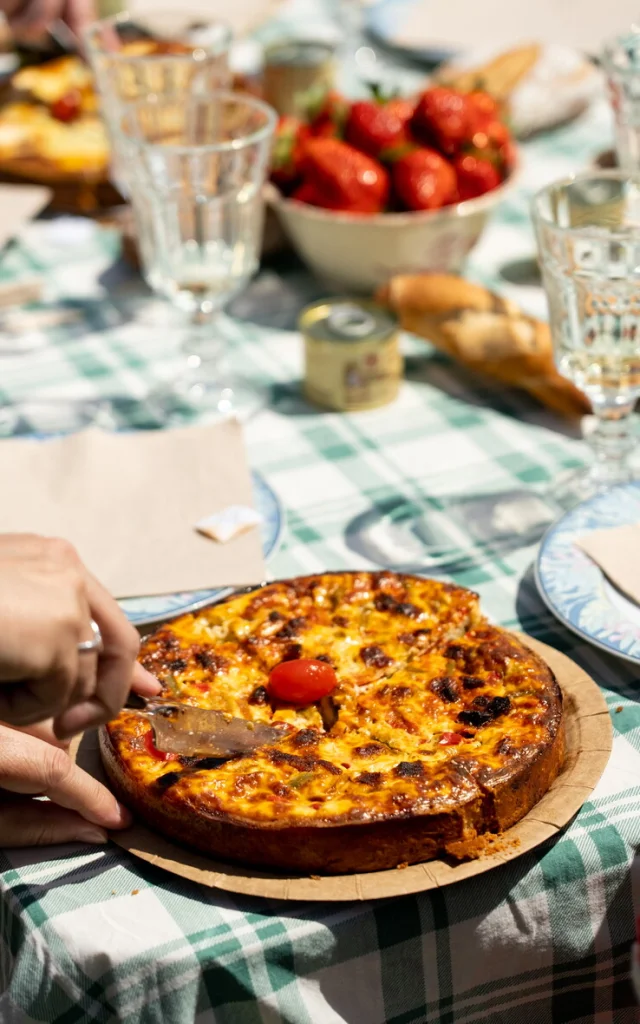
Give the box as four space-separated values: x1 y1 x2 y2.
1 49 639 1022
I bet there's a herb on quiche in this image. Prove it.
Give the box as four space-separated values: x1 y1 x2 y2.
289 772 315 789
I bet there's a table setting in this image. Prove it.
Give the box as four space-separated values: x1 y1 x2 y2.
1 1 640 1022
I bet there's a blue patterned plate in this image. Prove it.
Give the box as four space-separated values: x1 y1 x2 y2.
119 471 283 627
535 482 640 664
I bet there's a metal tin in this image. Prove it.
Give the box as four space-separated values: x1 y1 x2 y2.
300 299 402 412
263 40 335 117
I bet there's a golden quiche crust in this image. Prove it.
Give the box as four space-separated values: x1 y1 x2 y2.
101 572 564 873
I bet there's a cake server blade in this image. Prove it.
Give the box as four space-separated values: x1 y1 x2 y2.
125 695 286 757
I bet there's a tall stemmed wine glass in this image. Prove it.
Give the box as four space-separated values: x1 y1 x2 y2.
533 170 640 502
120 92 277 422
84 10 232 200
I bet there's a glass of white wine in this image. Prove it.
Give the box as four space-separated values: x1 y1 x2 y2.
533 170 640 501
119 92 276 422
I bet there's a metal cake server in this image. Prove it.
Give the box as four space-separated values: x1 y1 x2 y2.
125 693 287 757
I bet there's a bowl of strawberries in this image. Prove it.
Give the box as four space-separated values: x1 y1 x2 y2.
267 84 517 292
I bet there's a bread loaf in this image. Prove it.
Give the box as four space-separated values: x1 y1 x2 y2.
376 273 590 418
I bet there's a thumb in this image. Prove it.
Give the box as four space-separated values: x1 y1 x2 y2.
0 798 108 847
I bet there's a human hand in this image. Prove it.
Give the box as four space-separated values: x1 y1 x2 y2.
0 534 160 740
0 721 130 846
1 0 95 42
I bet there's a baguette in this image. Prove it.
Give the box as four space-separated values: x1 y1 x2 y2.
376 273 590 418
435 44 541 104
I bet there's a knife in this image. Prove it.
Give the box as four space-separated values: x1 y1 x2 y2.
124 693 289 758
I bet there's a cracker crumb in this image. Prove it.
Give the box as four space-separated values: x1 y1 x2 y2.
616 706 623 713
195 506 263 543
131 889 139 896
396 861 409 870
111 890 117 895
309 874 321 881
445 832 520 862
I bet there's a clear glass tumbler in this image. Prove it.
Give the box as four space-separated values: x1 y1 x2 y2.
603 30 640 172
84 10 232 198
532 170 640 499
119 92 276 422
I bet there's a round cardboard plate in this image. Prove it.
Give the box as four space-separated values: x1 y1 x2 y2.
73 634 612 901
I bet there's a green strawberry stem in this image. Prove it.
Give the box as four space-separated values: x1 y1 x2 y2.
368 81 399 104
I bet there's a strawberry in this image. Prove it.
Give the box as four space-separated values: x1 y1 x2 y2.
291 181 325 206
410 86 476 155
302 138 390 213
391 147 457 211
270 116 311 193
499 137 517 174
301 87 350 140
470 116 511 154
466 90 500 121
312 118 343 139
345 96 415 159
454 153 502 201
460 93 516 174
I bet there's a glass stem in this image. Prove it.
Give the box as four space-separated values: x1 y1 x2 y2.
585 399 637 488
182 307 222 379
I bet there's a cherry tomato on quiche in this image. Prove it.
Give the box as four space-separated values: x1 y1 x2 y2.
51 90 82 123
269 658 337 704
144 727 173 761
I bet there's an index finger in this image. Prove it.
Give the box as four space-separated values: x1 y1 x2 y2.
53 572 160 739
64 0 95 37
9 0 61 36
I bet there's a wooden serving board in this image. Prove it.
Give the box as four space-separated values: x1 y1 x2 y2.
72 634 612 901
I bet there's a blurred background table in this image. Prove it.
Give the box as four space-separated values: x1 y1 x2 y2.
1 3 640 1023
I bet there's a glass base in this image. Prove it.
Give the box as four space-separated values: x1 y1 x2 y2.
145 374 269 426
348 489 558 573
546 461 635 511
0 399 115 437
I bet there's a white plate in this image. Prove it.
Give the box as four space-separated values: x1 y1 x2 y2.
365 0 640 58
535 482 640 665
365 0 455 63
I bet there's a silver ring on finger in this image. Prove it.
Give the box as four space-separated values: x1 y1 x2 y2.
77 619 103 654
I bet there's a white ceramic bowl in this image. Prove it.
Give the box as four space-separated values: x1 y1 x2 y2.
267 168 516 293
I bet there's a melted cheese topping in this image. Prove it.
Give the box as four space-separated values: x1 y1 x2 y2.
0 44 210 177
108 572 561 827
0 102 109 172
13 57 94 105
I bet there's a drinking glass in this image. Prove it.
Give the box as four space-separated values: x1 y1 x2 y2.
533 170 640 500
120 92 277 422
603 30 640 172
84 10 232 198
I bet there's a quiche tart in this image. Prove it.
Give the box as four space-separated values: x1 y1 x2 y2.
0 56 109 180
0 40 214 185
101 572 565 874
